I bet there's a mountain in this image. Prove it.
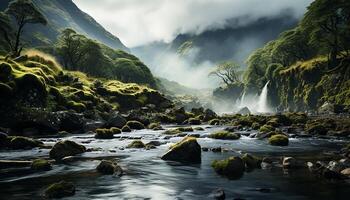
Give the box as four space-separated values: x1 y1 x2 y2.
0 0 128 51
169 14 298 65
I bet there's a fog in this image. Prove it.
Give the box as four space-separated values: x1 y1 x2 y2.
73 0 312 47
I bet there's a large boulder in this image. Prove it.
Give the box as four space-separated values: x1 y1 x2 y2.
211 156 245 179
49 140 86 160
161 137 201 163
268 134 289 146
237 107 251 115
44 181 75 198
9 136 43 149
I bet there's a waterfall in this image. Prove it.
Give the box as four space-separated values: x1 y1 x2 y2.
239 90 246 108
257 81 270 113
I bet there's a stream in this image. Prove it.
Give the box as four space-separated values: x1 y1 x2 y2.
0 125 349 200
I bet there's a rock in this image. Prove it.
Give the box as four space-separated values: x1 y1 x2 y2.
94 128 120 139
340 168 350 177
259 125 275 133
211 156 245 179
31 159 52 171
176 127 194 132
108 112 127 128
148 123 163 130
327 159 350 173
121 125 131 132
57 111 85 132
188 118 201 125
209 131 240 140
126 120 145 130
96 160 123 176
161 137 201 163
203 109 217 121
209 188 226 200
49 140 86 160
202 147 209 151
268 134 289 146
127 140 146 148
44 181 75 198
237 107 251 115
145 141 162 146
282 157 304 169
208 119 220 125
0 132 9 148
211 147 222 152
242 153 261 169
9 136 43 149
194 127 204 131
261 157 273 169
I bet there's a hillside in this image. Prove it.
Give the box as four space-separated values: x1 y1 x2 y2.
0 0 128 51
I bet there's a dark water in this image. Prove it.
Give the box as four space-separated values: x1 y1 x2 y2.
0 126 349 200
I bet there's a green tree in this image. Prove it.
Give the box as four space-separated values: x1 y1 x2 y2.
56 28 89 70
302 0 350 67
5 0 47 57
209 61 243 86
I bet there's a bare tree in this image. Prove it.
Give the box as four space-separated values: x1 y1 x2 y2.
209 61 243 86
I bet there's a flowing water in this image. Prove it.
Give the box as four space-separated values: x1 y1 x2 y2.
257 81 271 113
0 125 349 200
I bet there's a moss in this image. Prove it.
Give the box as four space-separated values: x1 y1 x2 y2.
110 127 121 134
208 118 220 125
211 156 245 179
44 181 75 198
176 127 193 132
259 124 275 133
209 130 240 140
9 136 43 149
251 122 261 130
127 140 145 148
126 120 145 130
31 159 52 171
161 136 201 163
241 153 261 169
268 134 289 146
194 127 204 131
188 117 201 125
95 128 114 139
66 100 86 112
162 129 182 135
305 123 328 135
148 122 162 130
121 125 131 132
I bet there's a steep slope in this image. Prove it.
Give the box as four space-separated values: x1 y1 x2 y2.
0 0 128 51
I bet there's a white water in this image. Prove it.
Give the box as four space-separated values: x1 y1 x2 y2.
257 81 270 113
237 81 272 114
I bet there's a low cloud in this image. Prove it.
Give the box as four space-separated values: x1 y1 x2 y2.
73 0 312 47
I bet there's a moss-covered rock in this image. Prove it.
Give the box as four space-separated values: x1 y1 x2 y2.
162 129 182 135
251 122 261 130
94 128 114 139
49 140 86 160
208 118 220 125
194 127 204 131
161 137 201 163
31 159 52 171
209 131 240 140
126 121 145 130
176 127 193 132
96 160 123 175
259 124 275 133
9 136 43 149
148 122 163 130
44 181 75 198
127 140 146 148
212 156 245 179
241 153 261 169
121 125 131 132
268 134 289 146
188 117 201 125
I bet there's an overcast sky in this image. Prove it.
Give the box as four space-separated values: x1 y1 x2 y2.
73 0 312 48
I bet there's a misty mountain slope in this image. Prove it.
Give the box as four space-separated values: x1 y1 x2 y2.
0 0 128 51
170 14 298 64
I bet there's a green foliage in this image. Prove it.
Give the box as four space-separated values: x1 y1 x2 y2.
56 29 156 88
